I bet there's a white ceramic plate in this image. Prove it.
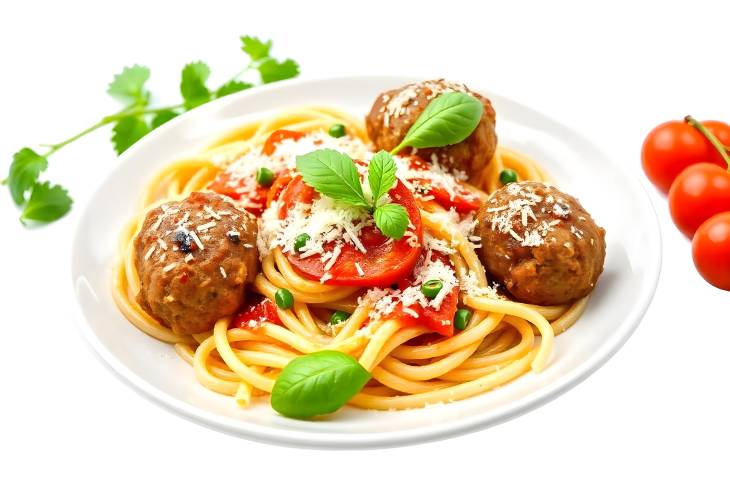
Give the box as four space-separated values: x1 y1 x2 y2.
71 76 661 448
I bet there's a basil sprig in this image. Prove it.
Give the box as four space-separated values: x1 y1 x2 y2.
390 92 483 154
271 350 371 419
296 148 409 239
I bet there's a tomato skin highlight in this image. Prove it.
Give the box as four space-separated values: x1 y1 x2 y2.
692 212 730 291
668 163 730 238
279 176 423 287
231 297 283 329
642 121 714 193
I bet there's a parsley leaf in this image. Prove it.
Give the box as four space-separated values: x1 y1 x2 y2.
151 110 179 130
373 203 408 240
8 148 48 205
107 65 150 104
112 116 150 154
180 62 211 110
20 181 72 224
241 36 272 61
258 58 299 83
296 149 369 208
367 150 397 207
215 80 253 98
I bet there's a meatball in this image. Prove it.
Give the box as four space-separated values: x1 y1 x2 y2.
134 191 258 335
366 79 497 180
476 182 606 305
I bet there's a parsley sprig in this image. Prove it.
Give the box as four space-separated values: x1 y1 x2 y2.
296 149 409 240
5 35 299 225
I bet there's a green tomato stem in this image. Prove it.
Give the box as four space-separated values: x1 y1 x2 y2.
685 115 730 172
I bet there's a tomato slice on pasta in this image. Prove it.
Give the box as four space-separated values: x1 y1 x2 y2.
278 176 423 287
208 129 305 216
389 253 459 337
231 297 282 330
406 156 481 213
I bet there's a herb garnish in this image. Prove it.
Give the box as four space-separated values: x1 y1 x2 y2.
295 91 483 240
296 149 409 239
271 350 371 419
5 35 299 225
390 92 483 154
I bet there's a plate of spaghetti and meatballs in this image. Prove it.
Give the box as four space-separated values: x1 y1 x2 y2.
71 76 661 448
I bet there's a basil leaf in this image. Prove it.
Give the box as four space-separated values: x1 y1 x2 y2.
271 350 371 419
391 92 483 154
368 150 397 207
374 203 408 240
8 148 48 205
296 149 369 208
20 181 72 224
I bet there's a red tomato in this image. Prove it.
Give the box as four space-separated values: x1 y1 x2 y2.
279 176 423 287
209 129 304 216
668 163 730 238
703 121 730 166
406 156 481 213
388 253 459 337
641 120 729 193
692 212 730 291
261 129 304 156
266 172 292 207
231 297 283 329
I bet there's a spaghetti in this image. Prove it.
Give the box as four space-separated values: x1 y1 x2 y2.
113 105 590 411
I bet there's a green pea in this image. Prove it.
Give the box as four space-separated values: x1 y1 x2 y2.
330 310 351 325
454 308 472 330
328 123 346 138
294 233 311 252
275 288 294 310
499 168 518 185
421 279 443 299
256 167 275 187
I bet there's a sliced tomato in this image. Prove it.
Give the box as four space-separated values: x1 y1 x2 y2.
279 176 423 287
406 156 481 213
262 129 305 156
387 253 459 337
231 297 282 330
209 129 305 216
266 172 293 207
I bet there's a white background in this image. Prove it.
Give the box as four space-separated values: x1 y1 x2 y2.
2 1 728 497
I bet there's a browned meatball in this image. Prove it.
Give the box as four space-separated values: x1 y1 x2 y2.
134 191 258 335
366 79 497 180
476 182 606 305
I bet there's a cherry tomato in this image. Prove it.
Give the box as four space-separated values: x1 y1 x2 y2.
668 163 730 238
703 121 730 166
641 120 729 193
279 176 423 287
406 156 481 213
231 297 283 329
266 172 293 207
387 253 460 337
692 212 730 291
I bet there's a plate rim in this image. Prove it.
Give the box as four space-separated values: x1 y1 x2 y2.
70 74 662 449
